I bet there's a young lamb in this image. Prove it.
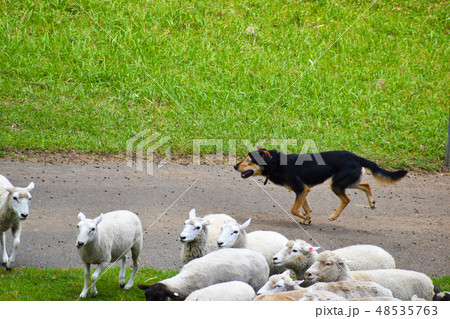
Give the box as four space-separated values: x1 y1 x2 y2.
257 269 303 295
185 281 256 301
304 250 434 301
433 285 450 301
76 210 143 298
0 175 34 270
217 218 288 275
272 239 395 280
299 280 393 301
138 248 269 301
179 208 235 264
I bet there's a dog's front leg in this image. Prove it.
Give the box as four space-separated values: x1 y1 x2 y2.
290 187 311 224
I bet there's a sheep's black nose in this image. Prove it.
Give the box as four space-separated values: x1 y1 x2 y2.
217 241 224 247
273 256 278 262
179 236 186 241
77 242 84 248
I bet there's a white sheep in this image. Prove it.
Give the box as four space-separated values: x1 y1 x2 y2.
304 251 434 301
217 218 288 275
299 280 394 301
179 208 235 264
76 210 143 298
138 248 269 300
185 281 256 301
0 175 34 270
257 269 303 295
273 239 395 280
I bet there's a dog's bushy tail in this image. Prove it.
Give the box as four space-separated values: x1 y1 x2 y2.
357 157 407 184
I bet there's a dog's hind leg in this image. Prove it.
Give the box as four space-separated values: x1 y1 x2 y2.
328 185 350 221
349 182 376 209
290 186 311 224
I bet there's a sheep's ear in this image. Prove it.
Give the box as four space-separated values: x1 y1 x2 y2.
311 246 320 251
3 186 14 193
95 213 104 226
201 218 212 226
188 208 196 219
138 284 151 290
78 212 86 221
240 218 251 230
282 269 291 276
434 285 442 294
294 279 304 285
26 182 35 191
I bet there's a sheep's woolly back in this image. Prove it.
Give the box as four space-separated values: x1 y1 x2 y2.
185 281 256 301
304 280 393 300
333 245 395 270
254 289 307 301
351 269 434 301
247 230 288 275
162 248 269 298
77 210 142 265
181 214 235 264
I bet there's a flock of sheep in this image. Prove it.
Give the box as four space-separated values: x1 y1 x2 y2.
1 174 448 301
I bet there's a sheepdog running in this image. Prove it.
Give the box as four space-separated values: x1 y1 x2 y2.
234 147 407 224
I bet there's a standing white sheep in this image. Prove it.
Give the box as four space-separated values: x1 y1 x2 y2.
138 248 269 300
273 239 395 280
179 208 235 264
304 251 434 301
0 175 34 270
76 210 143 298
217 218 288 275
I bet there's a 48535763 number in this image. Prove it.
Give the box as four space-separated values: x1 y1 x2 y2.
376 305 437 316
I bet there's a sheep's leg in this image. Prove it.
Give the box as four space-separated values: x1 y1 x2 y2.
90 262 108 297
119 255 127 288
79 263 91 298
6 224 21 270
124 248 140 290
1 232 8 267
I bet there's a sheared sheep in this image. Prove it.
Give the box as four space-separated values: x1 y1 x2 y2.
217 218 288 275
273 239 395 280
304 251 434 301
76 210 143 298
0 175 34 270
138 248 269 301
185 281 256 301
257 270 303 295
180 208 235 264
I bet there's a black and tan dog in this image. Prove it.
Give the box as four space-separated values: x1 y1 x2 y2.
234 147 407 224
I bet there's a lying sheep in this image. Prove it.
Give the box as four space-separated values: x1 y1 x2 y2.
217 218 288 275
185 281 256 301
273 239 395 280
305 251 434 301
254 290 307 301
180 208 235 264
0 175 34 270
299 280 393 301
138 248 269 301
257 270 303 295
76 210 143 298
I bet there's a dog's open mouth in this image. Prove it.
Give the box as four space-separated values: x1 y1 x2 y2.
240 170 254 179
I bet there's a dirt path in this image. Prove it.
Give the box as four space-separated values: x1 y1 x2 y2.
0 161 449 277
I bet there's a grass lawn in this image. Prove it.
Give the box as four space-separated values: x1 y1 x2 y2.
0 0 448 170
0 266 178 301
0 267 448 301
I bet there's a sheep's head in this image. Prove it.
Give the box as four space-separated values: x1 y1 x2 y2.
257 270 303 295
179 209 211 243
217 218 250 248
76 212 103 249
4 182 34 220
138 283 184 301
273 239 319 267
304 251 350 284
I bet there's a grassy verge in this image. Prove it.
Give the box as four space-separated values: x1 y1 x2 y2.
0 0 448 171
0 266 178 301
0 267 448 301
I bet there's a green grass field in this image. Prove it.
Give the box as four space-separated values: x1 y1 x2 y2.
0 267 448 301
0 0 448 170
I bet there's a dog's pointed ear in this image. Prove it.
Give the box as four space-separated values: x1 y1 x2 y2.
260 150 272 161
